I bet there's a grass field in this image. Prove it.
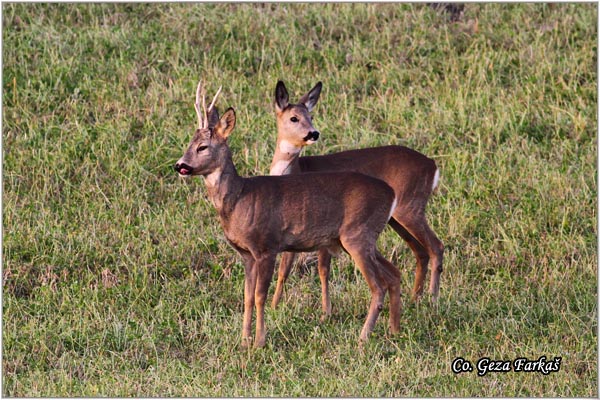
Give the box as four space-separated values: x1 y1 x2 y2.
2 3 597 397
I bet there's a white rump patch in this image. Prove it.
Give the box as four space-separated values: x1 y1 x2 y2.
432 168 440 191
388 198 398 221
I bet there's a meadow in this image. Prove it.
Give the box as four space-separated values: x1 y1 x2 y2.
2 3 597 397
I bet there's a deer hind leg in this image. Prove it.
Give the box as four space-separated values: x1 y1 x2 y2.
388 218 430 301
375 250 402 334
254 253 276 348
271 252 296 309
393 212 444 301
342 238 387 343
317 249 332 321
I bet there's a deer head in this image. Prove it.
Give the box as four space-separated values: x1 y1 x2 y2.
274 80 322 149
174 81 235 177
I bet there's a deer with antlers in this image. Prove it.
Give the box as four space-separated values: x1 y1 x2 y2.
269 81 444 320
174 82 402 348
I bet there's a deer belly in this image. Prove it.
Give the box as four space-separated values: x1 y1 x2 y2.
282 229 340 251
283 240 340 253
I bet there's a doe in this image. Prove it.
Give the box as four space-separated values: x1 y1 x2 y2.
269 81 444 320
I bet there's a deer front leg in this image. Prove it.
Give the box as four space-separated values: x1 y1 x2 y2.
254 253 276 348
317 249 332 321
271 252 296 309
240 253 257 348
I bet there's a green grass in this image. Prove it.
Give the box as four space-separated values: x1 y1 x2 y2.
2 3 597 397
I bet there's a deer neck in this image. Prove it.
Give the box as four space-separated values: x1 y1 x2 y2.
204 151 243 214
269 139 302 176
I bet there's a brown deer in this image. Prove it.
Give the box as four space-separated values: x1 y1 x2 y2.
174 82 401 348
270 81 444 319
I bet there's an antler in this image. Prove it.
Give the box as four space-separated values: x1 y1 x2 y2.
207 86 222 113
195 81 205 129
194 81 223 129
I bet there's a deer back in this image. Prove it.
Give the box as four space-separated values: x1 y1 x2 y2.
220 171 395 256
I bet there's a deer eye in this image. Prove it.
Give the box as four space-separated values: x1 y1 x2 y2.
290 116 299 123
196 145 208 153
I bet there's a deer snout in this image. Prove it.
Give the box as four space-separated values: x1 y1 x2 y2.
303 130 320 143
174 161 192 176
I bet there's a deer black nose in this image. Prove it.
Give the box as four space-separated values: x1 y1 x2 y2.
304 131 320 142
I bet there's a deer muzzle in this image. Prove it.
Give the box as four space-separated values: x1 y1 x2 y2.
174 162 192 176
303 130 320 143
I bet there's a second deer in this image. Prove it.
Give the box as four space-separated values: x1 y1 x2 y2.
270 81 444 320
175 82 402 348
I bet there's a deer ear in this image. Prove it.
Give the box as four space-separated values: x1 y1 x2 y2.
299 81 322 112
275 80 289 113
215 107 236 140
207 106 220 128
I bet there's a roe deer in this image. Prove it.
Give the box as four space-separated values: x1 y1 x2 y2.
270 81 444 320
174 82 401 348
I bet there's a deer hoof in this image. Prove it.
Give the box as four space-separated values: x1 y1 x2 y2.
241 337 252 348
